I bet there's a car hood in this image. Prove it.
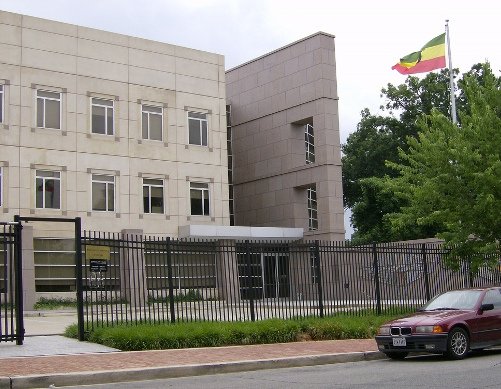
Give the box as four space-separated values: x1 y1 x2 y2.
386 310 471 326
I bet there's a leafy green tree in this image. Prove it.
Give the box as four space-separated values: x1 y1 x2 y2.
343 64 490 243
383 65 501 270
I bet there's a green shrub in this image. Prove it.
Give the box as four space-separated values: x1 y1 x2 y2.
34 297 76 310
65 312 401 351
148 289 212 304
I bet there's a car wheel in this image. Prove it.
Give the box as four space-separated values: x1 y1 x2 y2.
446 327 469 360
384 352 408 360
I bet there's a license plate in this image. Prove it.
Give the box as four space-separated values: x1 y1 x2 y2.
392 337 406 347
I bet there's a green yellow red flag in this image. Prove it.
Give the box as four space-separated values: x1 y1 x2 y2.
392 33 446 74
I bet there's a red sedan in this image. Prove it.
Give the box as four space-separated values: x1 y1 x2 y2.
375 287 501 360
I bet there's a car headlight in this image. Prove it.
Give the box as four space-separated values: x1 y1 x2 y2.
415 325 444 334
377 326 391 335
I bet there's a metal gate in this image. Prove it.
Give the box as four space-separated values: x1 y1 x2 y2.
0 222 24 344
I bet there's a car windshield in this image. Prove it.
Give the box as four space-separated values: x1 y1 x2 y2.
422 290 482 311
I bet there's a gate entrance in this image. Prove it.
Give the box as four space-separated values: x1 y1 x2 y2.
11 216 84 342
0 222 23 344
238 243 291 300
263 253 290 298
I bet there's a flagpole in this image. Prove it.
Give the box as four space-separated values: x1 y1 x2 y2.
446 19 457 124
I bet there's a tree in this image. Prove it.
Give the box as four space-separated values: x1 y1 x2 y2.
382 65 501 270
342 64 490 244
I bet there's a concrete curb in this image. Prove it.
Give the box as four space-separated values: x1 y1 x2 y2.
2 351 386 388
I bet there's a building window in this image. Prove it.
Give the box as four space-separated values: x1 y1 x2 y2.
35 170 61 209
307 185 318 231
188 111 208 146
305 124 315 164
142 105 163 141
37 90 61 129
0 166 2 206
92 174 115 211
91 98 114 135
190 182 210 216
143 178 164 214
0 85 3 124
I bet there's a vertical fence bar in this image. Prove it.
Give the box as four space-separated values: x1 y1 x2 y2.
13 216 24 345
74 217 85 341
166 237 176 323
314 240 324 318
467 260 474 288
245 240 255 322
372 242 382 315
421 243 431 301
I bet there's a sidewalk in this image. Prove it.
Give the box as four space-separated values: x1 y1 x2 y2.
0 312 383 388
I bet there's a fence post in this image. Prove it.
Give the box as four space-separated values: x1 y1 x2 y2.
314 240 324 318
75 217 85 341
421 244 431 301
245 240 256 322
372 242 382 315
13 215 24 345
166 237 176 323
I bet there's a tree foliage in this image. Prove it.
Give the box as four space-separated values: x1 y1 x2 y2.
342 64 492 243
382 65 501 270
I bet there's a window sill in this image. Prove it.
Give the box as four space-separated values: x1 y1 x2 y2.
139 213 170 220
185 144 213 152
87 211 121 218
87 133 120 142
31 127 66 136
31 208 66 216
138 139 168 147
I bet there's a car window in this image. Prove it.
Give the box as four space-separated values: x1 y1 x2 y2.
482 289 501 309
423 290 482 310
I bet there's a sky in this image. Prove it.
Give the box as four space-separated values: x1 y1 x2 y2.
2 0 500 237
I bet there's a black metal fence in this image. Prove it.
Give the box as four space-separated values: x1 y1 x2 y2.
79 232 501 331
0 222 24 344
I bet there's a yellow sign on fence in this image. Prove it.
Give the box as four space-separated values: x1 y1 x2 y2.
85 245 111 261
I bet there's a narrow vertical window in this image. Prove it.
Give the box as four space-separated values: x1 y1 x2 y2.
143 178 164 214
92 174 115 211
35 170 61 209
0 166 3 207
305 124 315 164
226 105 234 225
142 105 163 141
91 98 114 135
188 111 208 146
190 182 210 215
37 90 61 129
307 185 318 231
0 85 3 124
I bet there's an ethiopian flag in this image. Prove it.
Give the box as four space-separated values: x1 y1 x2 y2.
392 33 446 74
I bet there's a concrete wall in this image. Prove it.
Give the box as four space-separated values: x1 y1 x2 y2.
0 10 229 237
226 33 345 240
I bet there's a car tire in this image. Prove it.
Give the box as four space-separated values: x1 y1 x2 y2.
446 327 469 360
384 352 408 360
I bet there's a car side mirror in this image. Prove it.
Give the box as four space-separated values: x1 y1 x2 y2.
480 303 494 312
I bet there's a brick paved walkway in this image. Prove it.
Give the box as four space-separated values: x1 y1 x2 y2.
0 339 378 377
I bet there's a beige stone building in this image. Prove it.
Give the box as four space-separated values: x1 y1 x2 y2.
0 10 229 237
226 33 345 241
0 11 345 302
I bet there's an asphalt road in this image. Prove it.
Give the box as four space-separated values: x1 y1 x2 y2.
65 350 501 389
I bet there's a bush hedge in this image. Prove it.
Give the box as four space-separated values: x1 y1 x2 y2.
66 313 400 351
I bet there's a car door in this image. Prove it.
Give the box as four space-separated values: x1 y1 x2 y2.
473 288 501 347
